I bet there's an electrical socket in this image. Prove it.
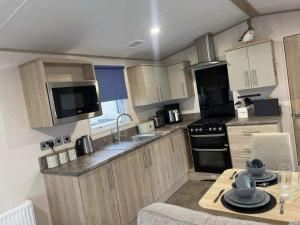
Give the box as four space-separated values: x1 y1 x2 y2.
63 135 71 144
54 137 64 146
40 139 55 151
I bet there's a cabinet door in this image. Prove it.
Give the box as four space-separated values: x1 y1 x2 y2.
112 148 153 225
79 163 121 225
227 124 281 168
147 136 176 200
167 63 187 99
226 48 251 91
170 130 188 182
154 66 171 102
142 66 160 104
247 41 276 88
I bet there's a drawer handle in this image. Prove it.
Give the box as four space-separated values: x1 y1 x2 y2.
244 148 251 152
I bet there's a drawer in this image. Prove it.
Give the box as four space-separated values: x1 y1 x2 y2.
227 124 280 137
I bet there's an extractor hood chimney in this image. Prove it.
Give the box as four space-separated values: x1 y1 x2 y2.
185 33 227 71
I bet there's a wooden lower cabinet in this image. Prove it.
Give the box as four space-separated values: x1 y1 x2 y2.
112 147 153 225
146 135 176 201
79 163 121 225
170 129 188 182
227 124 281 168
44 129 190 225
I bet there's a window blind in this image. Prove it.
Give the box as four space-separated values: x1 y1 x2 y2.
94 65 128 102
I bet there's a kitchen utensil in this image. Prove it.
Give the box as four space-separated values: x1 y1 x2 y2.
214 189 225 203
58 151 69 164
252 159 264 168
67 148 77 161
256 182 269 187
46 154 59 168
278 164 292 199
75 135 94 156
230 171 237 180
138 121 155 134
235 175 252 189
280 196 285 214
238 171 277 184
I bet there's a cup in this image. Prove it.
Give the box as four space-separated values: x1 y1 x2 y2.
278 164 292 199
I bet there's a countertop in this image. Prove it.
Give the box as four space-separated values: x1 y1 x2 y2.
40 120 195 177
226 116 281 126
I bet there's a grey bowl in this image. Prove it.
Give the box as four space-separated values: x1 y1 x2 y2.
247 166 266 176
232 180 256 198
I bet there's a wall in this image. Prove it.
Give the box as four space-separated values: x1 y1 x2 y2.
163 11 300 169
0 51 155 225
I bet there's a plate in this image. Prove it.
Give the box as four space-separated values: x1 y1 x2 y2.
238 171 277 183
228 190 266 205
224 190 270 209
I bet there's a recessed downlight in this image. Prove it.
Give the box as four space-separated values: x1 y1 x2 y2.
150 27 160 35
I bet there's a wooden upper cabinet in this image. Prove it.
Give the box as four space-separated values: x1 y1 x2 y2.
18 58 96 128
167 61 194 100
146 136 176 200
226 40 276 91
79 163 121 225
126 64 171 106
112 147 153 225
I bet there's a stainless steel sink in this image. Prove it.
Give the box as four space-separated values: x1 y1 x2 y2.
103 133 162 151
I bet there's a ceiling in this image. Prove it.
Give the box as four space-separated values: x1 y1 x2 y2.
0 0 299 60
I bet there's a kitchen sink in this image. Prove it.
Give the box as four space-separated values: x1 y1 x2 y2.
103 133 162 151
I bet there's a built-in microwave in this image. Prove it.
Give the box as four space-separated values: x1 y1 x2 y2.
46 81 102 125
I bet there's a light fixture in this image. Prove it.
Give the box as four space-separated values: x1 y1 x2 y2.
150 27 160 34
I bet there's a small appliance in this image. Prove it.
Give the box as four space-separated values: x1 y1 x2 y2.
75 135 94 156
164 103 182 124
152 110 165 128
138 121 155 134
253 99 280 116
47 81 101 125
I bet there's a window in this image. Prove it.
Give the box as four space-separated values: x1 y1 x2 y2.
90 99 129 131
90 65 130 133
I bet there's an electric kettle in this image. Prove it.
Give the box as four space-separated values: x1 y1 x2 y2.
75 135 94 156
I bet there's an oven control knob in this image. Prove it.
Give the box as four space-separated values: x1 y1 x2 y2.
213 127 217 131
209 128 212 131
219 127 223 131
199 128 203 132
195 128 199 132
190 129 194 132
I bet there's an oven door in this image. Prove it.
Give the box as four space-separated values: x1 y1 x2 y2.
189 133 227 147
192 147 232 173
47 81 102 125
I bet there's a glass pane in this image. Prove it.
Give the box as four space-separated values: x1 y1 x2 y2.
90 99 128 129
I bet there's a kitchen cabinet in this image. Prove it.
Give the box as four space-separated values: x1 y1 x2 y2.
19 58 97 128
112 147 153 225
226 40 276 91
167 61 194 99
227 124 281 168
146 135 176 200
170 129 189 182
79 163 121 225
126 64 171 106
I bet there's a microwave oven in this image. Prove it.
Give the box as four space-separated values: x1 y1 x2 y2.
46 81 102 125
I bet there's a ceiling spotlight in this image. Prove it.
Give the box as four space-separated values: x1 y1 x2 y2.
150 27 160 34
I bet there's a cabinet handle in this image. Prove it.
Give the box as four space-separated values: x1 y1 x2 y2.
156 87 160 102
244 148 252 152
147 148 152 167
181 82 186 97
294 113 300 117
107 168 113 191
251 69 258 87
142 150 148 169
159 87 163 101
244 71 250 88
109 168 115 189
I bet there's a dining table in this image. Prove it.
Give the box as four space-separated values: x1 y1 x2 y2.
199 168 300 225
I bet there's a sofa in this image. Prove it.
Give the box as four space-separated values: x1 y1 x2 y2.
137 203 300 225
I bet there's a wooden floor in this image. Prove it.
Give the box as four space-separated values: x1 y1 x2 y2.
166 180 214 211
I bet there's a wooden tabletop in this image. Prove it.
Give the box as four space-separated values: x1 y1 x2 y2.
199 169 300 225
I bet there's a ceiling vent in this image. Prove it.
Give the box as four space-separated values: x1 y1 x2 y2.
127 40 145 48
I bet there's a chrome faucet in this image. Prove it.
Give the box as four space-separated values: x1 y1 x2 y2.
114 113 133 143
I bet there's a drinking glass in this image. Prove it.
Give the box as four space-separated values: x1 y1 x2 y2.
278 164 292 199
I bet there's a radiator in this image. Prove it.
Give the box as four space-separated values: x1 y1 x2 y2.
0 201 36 225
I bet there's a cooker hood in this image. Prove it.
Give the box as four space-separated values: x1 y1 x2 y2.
185 33 227 71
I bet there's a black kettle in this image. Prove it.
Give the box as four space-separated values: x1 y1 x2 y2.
75 135 94 156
